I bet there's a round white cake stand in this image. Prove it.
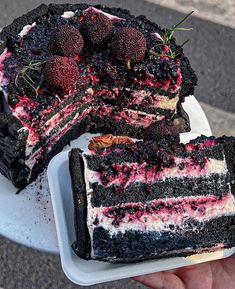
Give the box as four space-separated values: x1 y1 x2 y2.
0 96 212 253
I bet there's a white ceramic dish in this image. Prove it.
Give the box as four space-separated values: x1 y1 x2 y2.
47 132 235 286
0 96 212 252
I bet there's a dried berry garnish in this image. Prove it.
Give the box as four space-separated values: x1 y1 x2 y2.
110 27 147 69
112 136 134 145
81 10 113 46
48 24 84 57
43 56 79 94
88 134 134 150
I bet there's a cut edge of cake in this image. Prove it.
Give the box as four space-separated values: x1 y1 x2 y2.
69 135 235 263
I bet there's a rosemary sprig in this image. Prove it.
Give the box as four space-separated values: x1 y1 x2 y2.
15 61 46 96
150 12 193 60
163 11 194 44
150 50 180 59
180 39 190 48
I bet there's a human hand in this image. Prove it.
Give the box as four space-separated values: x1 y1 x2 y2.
133 253 235 289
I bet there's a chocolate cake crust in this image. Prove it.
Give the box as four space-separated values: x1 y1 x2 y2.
69 149 91 260
91 174 230 207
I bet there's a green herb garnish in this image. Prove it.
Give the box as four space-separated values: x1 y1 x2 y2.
163 11 194 44
150 11 194 60
150 50 180 59
15 60 46 96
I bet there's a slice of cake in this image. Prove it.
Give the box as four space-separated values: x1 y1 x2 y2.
69 134 235 263
0 4 197 189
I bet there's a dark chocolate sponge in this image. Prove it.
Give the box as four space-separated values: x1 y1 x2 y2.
144 118 180 143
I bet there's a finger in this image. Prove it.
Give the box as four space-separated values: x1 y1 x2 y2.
175 263 213 289
132 272 186 289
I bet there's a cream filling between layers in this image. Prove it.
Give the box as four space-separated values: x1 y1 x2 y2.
128 90 179 110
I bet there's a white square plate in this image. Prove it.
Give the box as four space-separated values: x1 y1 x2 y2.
47 132 235 286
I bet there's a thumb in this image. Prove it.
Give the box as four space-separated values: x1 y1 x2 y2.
132 272 186 289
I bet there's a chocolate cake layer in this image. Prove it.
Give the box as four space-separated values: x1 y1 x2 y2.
0 4 197 189
91 175 230 207
92 215 235 263
0 112 29 188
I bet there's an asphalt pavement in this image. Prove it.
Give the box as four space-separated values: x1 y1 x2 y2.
0 1 235 289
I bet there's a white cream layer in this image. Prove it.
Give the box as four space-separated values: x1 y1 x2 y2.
129 90 179 110
18 22 36 37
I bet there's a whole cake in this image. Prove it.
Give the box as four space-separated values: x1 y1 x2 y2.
69 134 235 262
0 4 197 189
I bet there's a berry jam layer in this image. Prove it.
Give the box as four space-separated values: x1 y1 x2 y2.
91 215 235 262
84 136 224 171
88 158 226 188
87 192 235 236
0 49 11 86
